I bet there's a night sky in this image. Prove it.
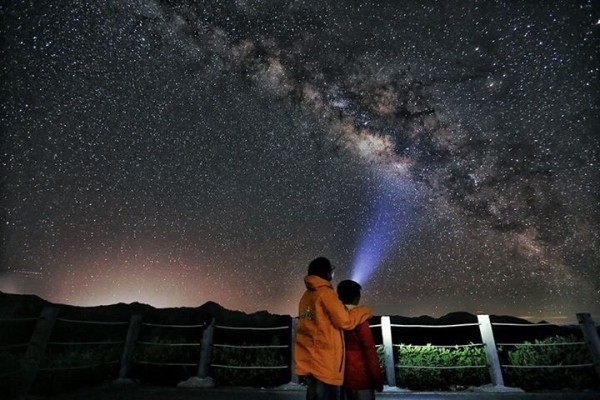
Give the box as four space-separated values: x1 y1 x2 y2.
2 1 599 323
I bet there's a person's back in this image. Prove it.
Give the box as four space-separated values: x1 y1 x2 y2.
294 257 372 400
337 280 384 400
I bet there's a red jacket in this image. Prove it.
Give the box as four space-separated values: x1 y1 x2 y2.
343 317 385 391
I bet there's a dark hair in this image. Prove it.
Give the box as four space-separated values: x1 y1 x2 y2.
307 257 333 280
337 280 362 304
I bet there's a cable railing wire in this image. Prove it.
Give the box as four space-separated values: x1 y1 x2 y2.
48 340 125 346
141 322 205 328
56 318 128 326
214 325 288 330
38 360 120 371
497 341 586 347
492 322 555 327
135 361 198 367
211 364 288 369
393 343 484 348
0 343 30 349
212 343 288 349
137 341 201 347
0 317 39 322
396 365 487 370
501 363 595 369
389 323 481 328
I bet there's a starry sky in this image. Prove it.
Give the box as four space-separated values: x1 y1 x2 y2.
1 0 599 323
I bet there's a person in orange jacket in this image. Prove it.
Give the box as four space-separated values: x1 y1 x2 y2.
337 280 384 400
294 257 373 400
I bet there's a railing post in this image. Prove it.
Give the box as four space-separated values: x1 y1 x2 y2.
477 314 504 386
16 306 59 400
116 314 142 382
178 318 215 387
380 316 396 387
198 318 215 379
577 313 600 380
290 317 299 384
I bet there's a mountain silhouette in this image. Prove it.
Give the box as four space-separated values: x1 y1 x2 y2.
0 291 588 346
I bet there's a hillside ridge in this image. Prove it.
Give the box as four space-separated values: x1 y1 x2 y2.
0 291 540 325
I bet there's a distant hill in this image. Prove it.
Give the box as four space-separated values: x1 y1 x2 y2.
0 291 589 345
0 291 288 327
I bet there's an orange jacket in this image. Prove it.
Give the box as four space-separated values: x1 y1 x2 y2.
294 275 373 386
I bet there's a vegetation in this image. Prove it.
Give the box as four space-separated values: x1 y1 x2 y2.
500 335 597 390
0 348 25 398
129 336 201 385
210 336 289 387
32 343 122 395
133 336 201 365
381 344 488 390
372 335 598 391
1 311 597 395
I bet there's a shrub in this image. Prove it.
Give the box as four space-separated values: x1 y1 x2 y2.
0 348 26 397
130 336 201 385
133 336 201 364
384 344 488 390
211 336 288 387
501 335 597 390
31 343 122 395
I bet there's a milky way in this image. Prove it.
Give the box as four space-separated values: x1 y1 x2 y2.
1 0 599 322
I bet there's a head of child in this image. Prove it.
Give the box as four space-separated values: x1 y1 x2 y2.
337 279 362 306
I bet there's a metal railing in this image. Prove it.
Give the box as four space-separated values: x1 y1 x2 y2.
377 317 491 387
210 324 290 370
493 321 595 371
0 316 39 379
132 321 205 368
1 308 598 396
40 317 127 372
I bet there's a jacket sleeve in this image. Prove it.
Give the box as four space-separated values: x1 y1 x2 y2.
357 320 385 392
321 289 372 330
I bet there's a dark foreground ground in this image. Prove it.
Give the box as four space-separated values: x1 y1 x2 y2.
38 384 600 400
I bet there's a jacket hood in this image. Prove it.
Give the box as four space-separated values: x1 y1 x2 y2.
304 275 332 291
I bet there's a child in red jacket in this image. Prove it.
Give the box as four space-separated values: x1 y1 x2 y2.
337 280 385 400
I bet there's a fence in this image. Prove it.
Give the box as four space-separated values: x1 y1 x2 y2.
372 314 600 388
210 323 289 371
494 321 594 373
1 308 599 398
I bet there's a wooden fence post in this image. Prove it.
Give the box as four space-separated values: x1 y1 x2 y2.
290 317 299 384
16 306 59 400
380 316 396 387
117 315 142 382
477 314 504 386
197 318 215 379
577 313 600 380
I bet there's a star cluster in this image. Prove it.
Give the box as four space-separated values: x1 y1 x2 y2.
1 0 598 322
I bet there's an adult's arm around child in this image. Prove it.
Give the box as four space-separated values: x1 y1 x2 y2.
322 288 373 330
